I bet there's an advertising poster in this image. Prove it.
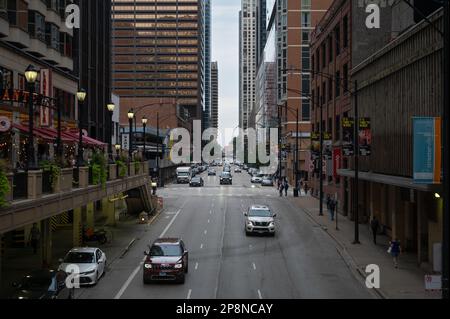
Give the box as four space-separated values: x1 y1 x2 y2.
333 148 342 179
323 132 332 160
311 132 320 159
413 117 442 184
359 117 371 156
40 69 52 127
342 117 354 156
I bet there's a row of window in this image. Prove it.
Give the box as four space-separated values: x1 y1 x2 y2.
311 63 349 107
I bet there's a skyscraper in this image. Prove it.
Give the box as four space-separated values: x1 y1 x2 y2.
211 62 218 129
112 0 206 122
203 0 212 130
239 0 258 130
256 0 267 67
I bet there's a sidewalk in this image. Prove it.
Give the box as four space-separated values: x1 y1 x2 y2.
289 194 441 299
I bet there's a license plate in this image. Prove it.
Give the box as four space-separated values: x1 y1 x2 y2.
159 272 167 276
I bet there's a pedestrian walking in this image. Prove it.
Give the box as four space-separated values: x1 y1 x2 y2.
370 216 380 244
388 238 401 268
279 182 284 197
28 223 40 255
329 198 336 221
283 179 289 197
326 195 331 215
304 182 308 196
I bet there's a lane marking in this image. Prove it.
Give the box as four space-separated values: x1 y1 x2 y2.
200 244 204 249
187 289 192 299
114 259 145 299
252 262 256 270
195 262 199 270
204 230 207 235
160 209 181 238
249 245 253 250
207 219 210 223
210 210 212 215
258 289 263 299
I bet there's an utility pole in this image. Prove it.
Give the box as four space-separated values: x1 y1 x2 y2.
278 105 282 179
442 0 449 300
319 74 324 216
295 107 299 196
353 80 360 244
157 112 160 186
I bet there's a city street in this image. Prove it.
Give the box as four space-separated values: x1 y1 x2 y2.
74 167 372 299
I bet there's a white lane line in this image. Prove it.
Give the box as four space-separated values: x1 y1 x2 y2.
187 289 192 299
252 262 256 270
249 245 253 250
114 258 145 299
165 216 171 219
258 289 263 299
207 219 210 223
200 244 204 249
195 262 199 270
204 230 207 235
210 210 212 215
160 209 181 238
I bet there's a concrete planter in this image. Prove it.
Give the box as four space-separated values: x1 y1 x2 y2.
142 162 148 175
109 164 117 181
129 163 135 176
59 168 73 192
27 170 43 200
78 167 89 188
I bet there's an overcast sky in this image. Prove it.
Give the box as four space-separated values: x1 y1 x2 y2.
212 0 240 145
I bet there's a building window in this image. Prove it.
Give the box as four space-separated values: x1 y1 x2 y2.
335 25 341 56
321 43 326 69
328 36 333 63
28 11 46 42
46 23 59 50
311 89 315 109
335 71 341 98
0 65 13 89
343 15 349 48
335 115 341 141
328 77 332 102
301 47 310 70
302 100 310 121
322 82 326 105
343 64 349 93
302 30 310 44
301 12 310 27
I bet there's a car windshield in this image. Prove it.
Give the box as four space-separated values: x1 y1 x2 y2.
221 172 231 177
191 177 200 182
20 275 55 291
178 172 190 176
64 252 95 264
150 244 182 257
248 209 272 217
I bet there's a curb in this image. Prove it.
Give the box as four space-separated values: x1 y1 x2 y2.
288 198 387 299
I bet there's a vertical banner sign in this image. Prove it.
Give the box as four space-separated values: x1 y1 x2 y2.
333 148 342 179
359 118 372 156
323 132 332 160
40 69 52 127
342 117 354 156
311 132 320 160
413 117 442 184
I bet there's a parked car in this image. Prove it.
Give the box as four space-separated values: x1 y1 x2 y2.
220 172 233 185
234 167 242 173
58 247 107 286
189 176 204 187
208 169 216 176
143 238 189 284
244 205 276 236
261 176 273 186
10 269 73 299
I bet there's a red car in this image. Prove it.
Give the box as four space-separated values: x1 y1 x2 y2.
143 238 189 284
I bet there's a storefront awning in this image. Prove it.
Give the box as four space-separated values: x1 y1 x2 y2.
63 130 107 147
12 123 55 142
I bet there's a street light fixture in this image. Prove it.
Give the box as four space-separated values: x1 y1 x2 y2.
76 88 87 167
128 109 134 159
25 64 38 171
115 144 121 160
142 116 147 160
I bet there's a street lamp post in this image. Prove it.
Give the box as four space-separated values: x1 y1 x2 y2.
76 89 87 168
107 103 115 162
295 107 299 197
24 65 38 171
319 74 324 216
353 80 360 244
115 144 121 161
127 109 134 160
142 116 147 160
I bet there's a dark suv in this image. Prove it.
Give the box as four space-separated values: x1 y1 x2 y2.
220 172 232 185
143 238 188 284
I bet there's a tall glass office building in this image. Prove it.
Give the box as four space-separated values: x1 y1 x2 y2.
112 0 206 120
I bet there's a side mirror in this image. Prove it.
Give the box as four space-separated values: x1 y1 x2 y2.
144 251 148 256
273 214 277 217
184 250 189 255
243 212 248 216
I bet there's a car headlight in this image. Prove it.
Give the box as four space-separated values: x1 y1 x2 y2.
247 221 253 226
144 263 152 269
174 263 183 269
269 222 275 227
82 269 96 275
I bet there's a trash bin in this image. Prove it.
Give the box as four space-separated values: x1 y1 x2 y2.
293 188 299 197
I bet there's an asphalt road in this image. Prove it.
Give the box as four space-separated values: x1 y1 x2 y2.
76 167 373 299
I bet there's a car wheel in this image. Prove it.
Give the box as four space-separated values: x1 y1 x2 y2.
143 277 151 285
178 274 185 284
185 263 189 273
245 230 250 236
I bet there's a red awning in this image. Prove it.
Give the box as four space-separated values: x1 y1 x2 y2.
35 127 75 143
12 123 54 141
63 130 107 147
